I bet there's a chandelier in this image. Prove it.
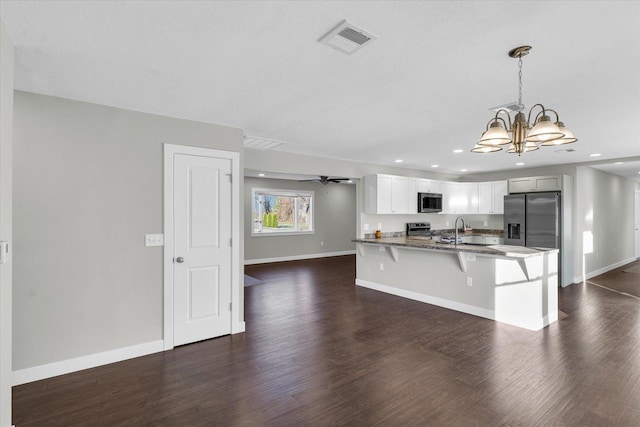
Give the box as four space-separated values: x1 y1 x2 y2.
472 46 577 156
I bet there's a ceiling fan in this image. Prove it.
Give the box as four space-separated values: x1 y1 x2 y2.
298 175 350 185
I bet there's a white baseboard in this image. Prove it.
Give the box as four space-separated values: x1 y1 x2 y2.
573 257 636 284
244 250 356 265
12 340 164 386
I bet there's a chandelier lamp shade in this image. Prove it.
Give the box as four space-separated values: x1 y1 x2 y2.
472 46 577 156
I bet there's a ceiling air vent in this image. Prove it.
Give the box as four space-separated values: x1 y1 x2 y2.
319 20 377 55
490 102 523 113
243 136 286 150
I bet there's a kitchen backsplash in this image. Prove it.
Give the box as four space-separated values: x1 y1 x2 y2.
361 213 504 237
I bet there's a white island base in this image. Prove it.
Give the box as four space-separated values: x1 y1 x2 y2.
355 241 559 331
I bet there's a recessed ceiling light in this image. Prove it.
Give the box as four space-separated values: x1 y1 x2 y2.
614 162 623 165
461 169 468 172
590 153 601 157
516 162 524 166
453 149 463 153
258 173 265 177
431 164 439 168
347 180 353 183
395 159 403 163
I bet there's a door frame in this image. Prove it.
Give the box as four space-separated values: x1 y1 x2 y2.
163 143 243 350
636 191 640 259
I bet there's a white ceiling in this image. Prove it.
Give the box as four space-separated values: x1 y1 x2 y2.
2 1 639 180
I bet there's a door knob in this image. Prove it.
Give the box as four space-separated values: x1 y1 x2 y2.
176 256 185 263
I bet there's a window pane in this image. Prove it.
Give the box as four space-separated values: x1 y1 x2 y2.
252 189 314 235
297 196 312 231
274 195 295 230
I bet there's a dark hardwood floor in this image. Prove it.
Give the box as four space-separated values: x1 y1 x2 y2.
13 256 640 426
587 259 640 299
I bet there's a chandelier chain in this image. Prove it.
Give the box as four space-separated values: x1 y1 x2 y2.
517 57 523 111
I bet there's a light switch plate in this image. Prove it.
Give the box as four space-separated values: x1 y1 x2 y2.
145 234 164 247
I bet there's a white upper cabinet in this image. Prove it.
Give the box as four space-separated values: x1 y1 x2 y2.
417 179 440 194
459 182 479 214
508 175 561 193
441 182 479 214
364 174 417 214
365 174 508 216
479 180 508 214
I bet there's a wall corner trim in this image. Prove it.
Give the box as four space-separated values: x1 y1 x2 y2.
12 340 164 386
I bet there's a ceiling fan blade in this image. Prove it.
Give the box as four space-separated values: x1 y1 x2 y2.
298 176 350 184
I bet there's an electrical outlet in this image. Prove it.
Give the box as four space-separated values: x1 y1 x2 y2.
446 221 450 227
377 223 382 230
380 263 384 271
364 223 370 231
145 234 164 247
379 246 385 252
466 277 473 287
320 241 324 247
466 254 476 261
483 220 488 226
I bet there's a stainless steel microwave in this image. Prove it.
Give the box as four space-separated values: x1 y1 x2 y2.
417 192 443 213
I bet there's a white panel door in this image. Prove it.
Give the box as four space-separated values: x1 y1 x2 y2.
173 154 232 346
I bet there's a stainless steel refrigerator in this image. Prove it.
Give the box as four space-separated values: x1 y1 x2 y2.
504 192 561 249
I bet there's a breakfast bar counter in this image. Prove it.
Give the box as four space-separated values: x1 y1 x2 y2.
352 236 559 331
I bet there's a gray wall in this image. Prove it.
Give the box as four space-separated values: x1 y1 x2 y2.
13 91 244 370
0 19 14 427
244 177 356 261
575 166 638 276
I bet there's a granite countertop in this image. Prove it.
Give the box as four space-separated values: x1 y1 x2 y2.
363 229 504 239
352 236 558 258
432 229 504 237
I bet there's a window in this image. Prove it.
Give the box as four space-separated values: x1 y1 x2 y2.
252 188 314 235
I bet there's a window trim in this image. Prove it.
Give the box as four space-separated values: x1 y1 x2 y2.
251 188 315 237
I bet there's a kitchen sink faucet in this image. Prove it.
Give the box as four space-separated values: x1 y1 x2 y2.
454 217 465 246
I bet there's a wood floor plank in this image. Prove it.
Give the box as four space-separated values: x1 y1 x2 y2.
12 256 640 426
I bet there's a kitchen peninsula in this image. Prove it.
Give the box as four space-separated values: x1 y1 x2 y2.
353 235 559 331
